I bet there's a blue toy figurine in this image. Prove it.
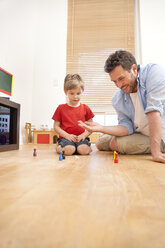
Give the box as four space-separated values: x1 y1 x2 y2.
59 151 63 161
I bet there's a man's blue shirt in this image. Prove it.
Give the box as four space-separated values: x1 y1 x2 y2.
112 63 165 141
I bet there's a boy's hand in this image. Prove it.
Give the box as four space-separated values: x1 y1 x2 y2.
77 133 86 143
65 134 77 143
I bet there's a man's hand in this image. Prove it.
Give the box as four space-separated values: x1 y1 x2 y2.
78 121 103 132
152 152 165 163
147 111 165 163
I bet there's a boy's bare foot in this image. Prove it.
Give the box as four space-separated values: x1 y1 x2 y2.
56 145 63 153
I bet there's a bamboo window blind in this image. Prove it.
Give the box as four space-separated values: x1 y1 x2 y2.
66 0 135 114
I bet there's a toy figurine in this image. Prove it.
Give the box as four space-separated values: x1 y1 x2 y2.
33 148 37 157
62 151 65 159
59 151 63 161
114 152 118 163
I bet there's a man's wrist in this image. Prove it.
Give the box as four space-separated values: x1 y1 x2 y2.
98 125 104 132
151 148 161 159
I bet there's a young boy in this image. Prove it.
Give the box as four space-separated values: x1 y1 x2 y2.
52 74 95 156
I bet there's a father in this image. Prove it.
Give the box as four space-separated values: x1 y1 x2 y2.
79 50 165 163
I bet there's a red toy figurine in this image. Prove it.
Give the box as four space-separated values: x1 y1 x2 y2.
114 152 118 163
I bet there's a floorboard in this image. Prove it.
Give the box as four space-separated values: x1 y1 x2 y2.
0 144 165 248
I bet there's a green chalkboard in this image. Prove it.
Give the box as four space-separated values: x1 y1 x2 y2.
0 67 13 96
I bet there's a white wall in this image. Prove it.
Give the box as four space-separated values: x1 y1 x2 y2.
0 0 67 144
31 0 67 131
139 0 165 65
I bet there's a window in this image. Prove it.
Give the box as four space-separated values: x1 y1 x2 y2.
67 0 135 114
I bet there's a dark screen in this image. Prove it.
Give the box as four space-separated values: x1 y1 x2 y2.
0 105 11 145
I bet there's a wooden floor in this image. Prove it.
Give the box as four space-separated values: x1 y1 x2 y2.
0 145 165 248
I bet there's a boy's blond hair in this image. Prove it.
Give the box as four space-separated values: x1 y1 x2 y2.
64 74 84 92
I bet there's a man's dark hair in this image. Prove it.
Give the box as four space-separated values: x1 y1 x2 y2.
104 50 137 73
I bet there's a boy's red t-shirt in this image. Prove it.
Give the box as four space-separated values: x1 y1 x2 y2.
52 103 94 138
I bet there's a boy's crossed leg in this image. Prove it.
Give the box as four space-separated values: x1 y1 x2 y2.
56 138 92 156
